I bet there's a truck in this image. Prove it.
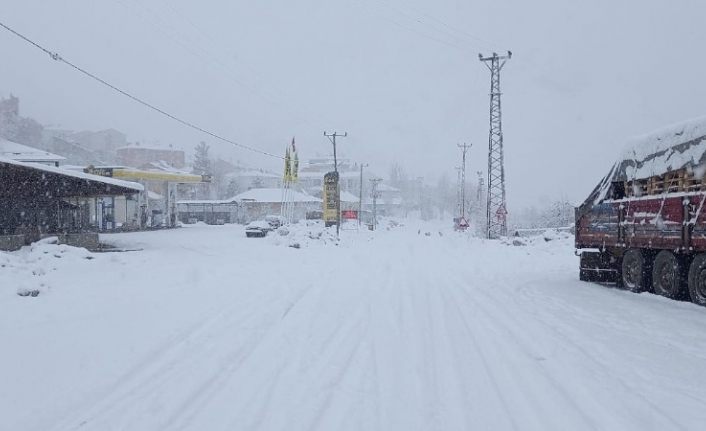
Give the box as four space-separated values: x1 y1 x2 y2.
575 116 706 306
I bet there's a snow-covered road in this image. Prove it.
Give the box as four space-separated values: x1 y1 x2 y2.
3 221 706 430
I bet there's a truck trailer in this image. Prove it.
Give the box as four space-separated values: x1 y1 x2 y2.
575 116 706 306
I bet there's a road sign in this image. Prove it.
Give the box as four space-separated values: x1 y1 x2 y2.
323 171 339 227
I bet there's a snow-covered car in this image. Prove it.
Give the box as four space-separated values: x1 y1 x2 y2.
245 220 272 238
264 215 286 229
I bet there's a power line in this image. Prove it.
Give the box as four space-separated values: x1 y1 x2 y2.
0 20 284 160
357 0 505 54
116 0 331 132
374 0 501 52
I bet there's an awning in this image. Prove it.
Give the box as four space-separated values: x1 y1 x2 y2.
0 157 143 199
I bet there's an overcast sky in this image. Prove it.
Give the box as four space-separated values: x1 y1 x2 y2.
2 0 706 210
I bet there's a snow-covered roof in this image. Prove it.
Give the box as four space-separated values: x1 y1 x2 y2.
0 138 65 163
232 188 321 203
177 199 236 205
299 170 360 179
146 160 188 173
376 183 400 192
117 144 182 152
226 169 281 179
0 156 144 192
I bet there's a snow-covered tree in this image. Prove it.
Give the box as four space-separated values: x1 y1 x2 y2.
192 141 212 175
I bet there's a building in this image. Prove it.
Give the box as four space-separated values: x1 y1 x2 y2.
0 95 44 148
85 166 208 228
297 157 368 197
0 157 143 250
117 144 186 169
47 136 105 166
372 183 403 216
235 188 320 223
0 138 65 167
71 129 126 157
223 168 282 193
177 198 240 225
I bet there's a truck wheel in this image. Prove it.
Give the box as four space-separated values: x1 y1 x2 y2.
652 251 686 299
621 249 650 293
688 254 706 306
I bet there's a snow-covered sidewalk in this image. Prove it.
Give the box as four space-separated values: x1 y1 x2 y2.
2 222 706 430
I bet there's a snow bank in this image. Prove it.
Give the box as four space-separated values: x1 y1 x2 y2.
502 229 574 249
1 239 96 298
267 220 340 248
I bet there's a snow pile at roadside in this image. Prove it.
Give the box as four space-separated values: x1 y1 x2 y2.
267 220 340 248
1 238 96 298
502 229 574 249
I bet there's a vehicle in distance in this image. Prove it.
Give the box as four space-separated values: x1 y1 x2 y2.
264 215 285 229
245 220 272 238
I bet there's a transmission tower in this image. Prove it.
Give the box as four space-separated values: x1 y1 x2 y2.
479 51 511 238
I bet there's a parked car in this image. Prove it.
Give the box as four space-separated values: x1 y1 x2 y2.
265 215 286 229
245 220 272 238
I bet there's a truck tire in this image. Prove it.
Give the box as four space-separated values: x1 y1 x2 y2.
652 251 686 299
688 254 706 306
621 249 650 293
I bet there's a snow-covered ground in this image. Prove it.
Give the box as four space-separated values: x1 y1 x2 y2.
3 220 706 430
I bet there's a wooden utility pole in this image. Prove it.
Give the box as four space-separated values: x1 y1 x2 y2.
369 178 383 230
457 143 472 220
358 163 368 228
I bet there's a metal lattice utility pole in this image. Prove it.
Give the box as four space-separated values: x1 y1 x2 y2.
457 143 471 220
324 131 347 237
479 51 511 238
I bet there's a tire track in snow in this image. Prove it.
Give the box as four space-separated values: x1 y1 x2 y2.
215 253 384 431
442 245 689 430
51 302 242 431
441 276 598 430
435 281 522 430
52 275 316 431
161 277 341 430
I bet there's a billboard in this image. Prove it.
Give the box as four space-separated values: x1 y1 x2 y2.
323 171 339 226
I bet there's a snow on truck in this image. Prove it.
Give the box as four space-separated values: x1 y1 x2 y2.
576 116 706 305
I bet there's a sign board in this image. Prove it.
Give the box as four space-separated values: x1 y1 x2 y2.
495 205 508 222
454 217 469 231
323 171 339 226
